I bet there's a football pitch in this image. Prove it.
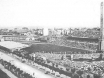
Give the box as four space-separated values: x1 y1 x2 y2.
22 43 91 54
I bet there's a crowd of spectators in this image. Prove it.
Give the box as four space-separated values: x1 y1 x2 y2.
48 28 100 53
68 28 100 39
49 38 98 51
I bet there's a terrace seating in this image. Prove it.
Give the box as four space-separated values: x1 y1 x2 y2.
68 28 100 39
50 38 98 52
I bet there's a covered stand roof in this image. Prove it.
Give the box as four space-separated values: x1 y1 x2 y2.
0 41 29 51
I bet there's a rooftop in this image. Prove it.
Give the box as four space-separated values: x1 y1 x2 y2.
0 41 29 50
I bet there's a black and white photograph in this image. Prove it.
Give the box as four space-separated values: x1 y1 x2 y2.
0 0 104 78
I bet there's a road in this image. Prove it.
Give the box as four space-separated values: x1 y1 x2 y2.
0 51 58 78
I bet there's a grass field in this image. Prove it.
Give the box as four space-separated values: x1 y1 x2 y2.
22 43 92 54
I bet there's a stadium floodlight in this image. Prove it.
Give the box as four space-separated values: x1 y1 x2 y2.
100 2 104 52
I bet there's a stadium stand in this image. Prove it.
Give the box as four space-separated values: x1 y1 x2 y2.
68 28 100 39
49 37 98 52
0 30 104 78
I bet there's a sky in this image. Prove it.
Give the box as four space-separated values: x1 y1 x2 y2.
0 0 103 29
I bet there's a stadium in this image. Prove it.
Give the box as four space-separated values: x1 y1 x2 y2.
0 30 104 78
0 2 104 78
